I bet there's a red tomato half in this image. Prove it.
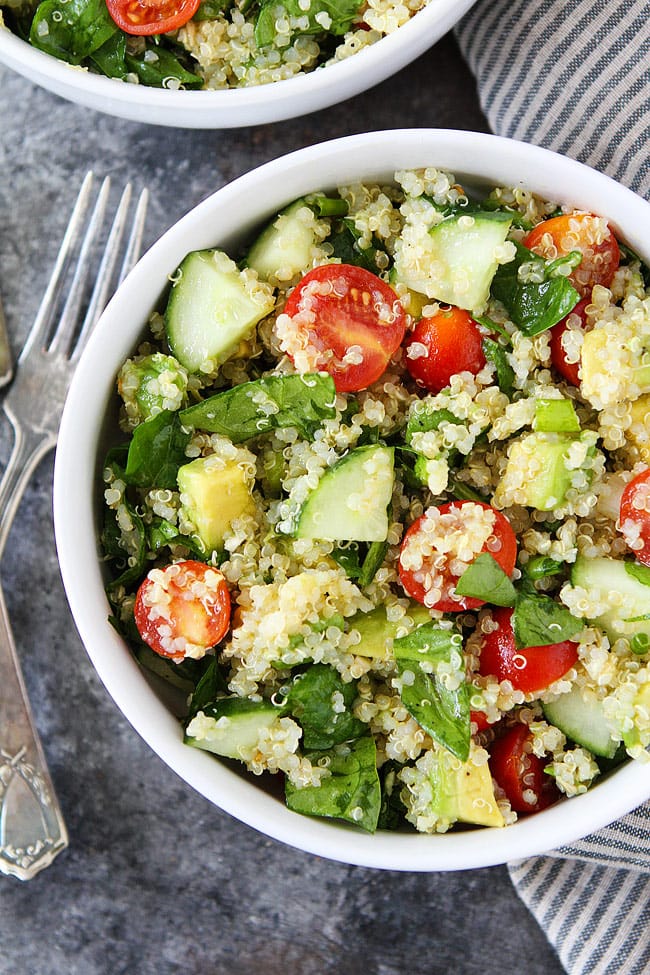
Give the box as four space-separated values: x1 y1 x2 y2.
523 213 620 298
549 297 589 387
398 501 517 612
619 468 650 566
281 264 407 392
106 0 200 35
134 560 231 661
479 607 578 694
489 724 559 814
404 306 486 393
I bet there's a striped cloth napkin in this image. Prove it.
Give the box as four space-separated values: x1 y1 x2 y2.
455 2 650 972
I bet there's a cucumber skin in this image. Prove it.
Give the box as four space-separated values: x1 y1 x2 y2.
571 556 650 644
185 698 280 760
245 200 320 284
543 686 619 759
165 249 275 373
295 445 394 543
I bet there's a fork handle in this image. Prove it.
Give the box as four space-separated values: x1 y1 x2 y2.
0 410 54 560
0 583 68 880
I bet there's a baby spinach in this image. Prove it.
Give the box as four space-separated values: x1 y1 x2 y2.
283 664 366 750
624 561 650 587
454 552 516 607
125 43 203 89
327 220 390 274
30 0 117 63
285 736 381 833
180 373 336 442
377 761 409 831
513 592 583 648
491 241 581 336
192 0 232 19
187 658 229 719
102 500 147 594
393 624 470 762
255 0 360 47
405 405 459 444
482 337 515 398
332 540 388 588
123 410 191 490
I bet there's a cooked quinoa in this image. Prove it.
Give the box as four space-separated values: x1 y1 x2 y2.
102 167 650 836
2 0 433 91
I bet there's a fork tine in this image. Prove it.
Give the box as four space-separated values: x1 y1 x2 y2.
19 171 95 364
69 186 149 364
69 182 132 357
48 176 111 357
117 187 149 288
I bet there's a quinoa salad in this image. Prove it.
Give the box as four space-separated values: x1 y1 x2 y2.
101 167 650 835
0 0 431 90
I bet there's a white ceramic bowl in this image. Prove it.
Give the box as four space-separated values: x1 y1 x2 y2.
54 130 650 870
0 0 475 128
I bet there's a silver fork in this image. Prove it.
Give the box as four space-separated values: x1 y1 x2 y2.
0 173 148 881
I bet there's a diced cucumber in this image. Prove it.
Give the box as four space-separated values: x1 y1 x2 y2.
499 432 573 511
294 445 394 542
184 698 280 761
543 686 619 758
571 556 650 645
245 199 325 285
533 397 580 434
165 249 275 373
394 211 512 313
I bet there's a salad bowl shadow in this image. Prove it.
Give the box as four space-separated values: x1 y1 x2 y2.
0 0 475 129
53 129 650 870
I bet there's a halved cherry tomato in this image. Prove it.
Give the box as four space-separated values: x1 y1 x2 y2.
470 710 492 732
619 468 650 566
523 213 620 298
281 264 407 393
549 296 589 387
404 306 486 393
398 501 517 612
479 607 578 694
134 560 231 661
106 0 200 35
489 724 559 813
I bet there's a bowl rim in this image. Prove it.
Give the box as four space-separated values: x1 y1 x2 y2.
54 129 650 870
0 0 476 127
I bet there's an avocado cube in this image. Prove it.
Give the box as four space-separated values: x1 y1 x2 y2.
178 455 255 554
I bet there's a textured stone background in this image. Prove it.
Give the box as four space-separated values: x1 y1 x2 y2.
0 36 565 975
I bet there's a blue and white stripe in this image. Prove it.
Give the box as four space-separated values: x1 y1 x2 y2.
455 0 650 200
455 2 650 970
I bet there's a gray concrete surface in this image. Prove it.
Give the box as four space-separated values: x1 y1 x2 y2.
0 35 566 975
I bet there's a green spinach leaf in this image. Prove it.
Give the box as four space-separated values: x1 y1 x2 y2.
284 663 365 750
30 0 117 63
491 241 581 336
124 410 191 490
327 219 390 273
187 657 229 719
125 43 203 89
393 623 470 761
255 0 361 47
624 561 650 587
331 539 388 587
180 373 336 442
285 736 381 833
454 552 516 607
482 337 515 398
513 593 583 648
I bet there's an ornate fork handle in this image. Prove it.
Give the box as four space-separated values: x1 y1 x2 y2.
0 580 68 880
